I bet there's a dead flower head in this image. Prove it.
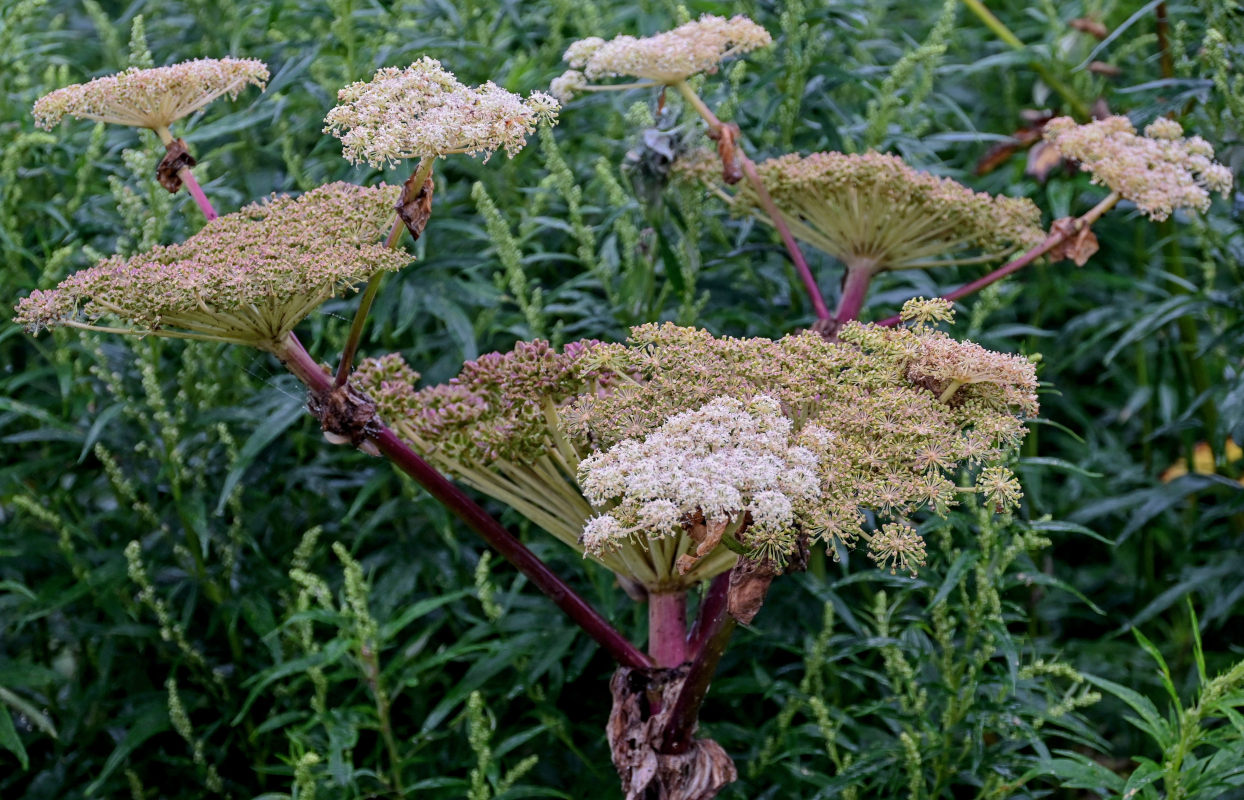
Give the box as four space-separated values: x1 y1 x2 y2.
33 58 269 132
324 56 559 168
14 182 406 349
1043 115 1233 221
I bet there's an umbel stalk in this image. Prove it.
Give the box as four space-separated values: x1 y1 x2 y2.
155 125 218 220
270 332 654 670
673 80 831 322
875 191 1122 327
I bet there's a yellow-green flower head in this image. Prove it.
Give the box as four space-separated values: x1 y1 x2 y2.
14 182 406 349
551 14 771 98
1044 115 1233 221
727 151 1045 272
324 57 560 168
33 58 269 131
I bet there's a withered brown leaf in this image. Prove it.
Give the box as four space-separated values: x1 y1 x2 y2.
1070 17 1109 39
1025 140 1065 182
156 138 197 193
1048 217 1100 267
397 165 435 240
709 122 743 185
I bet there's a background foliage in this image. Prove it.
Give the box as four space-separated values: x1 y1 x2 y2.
2 0 1242 797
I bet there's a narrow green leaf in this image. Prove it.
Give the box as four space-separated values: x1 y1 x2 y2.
0 707 28 770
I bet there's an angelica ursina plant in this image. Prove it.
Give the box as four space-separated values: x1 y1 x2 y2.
7 5 1241 799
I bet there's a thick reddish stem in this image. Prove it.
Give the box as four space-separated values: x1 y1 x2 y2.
272 334 653 670
833 265 875 327
177 166 218 221
648 592 689 667
658 572 735 754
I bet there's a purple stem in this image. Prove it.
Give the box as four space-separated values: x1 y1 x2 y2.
875 192 1121 328
833 265 875 328
672 80 831 321
648 592 690 668
737 156 832 321
658 571 734 754
177 166 218 221
273 334 653 670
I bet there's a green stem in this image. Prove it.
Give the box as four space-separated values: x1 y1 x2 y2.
363 643 404 795
1163 220 1219 459
958 0 1091 118
333 156 434 388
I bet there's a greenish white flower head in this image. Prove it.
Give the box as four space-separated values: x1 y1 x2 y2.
551 15 772 99
324 57 560 168
33 58 269 131
579 396 822 567
14 182 406 349
1043 115 1233 221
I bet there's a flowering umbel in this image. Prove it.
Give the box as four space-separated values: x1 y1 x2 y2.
701 151 1045 273
579 396 823 573
362 305 1037 588
1043 115 1233 221
14 182 406 349
551 15 772 100
323 57 559 168
33 58 269 131
568 315 1036 577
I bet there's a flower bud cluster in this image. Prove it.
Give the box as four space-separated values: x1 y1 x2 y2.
1043 115 1233 221
715 151 1045 271
33 58 269 131
551 15 771 98
324 57 559 168
355 339 609 466
579 396 821 565
15 182 404 348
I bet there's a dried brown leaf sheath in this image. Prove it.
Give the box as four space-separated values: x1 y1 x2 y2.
397 166 435 239
1048 217 1100 267
156 138 197 193
608 667 737 800
710 122 743 185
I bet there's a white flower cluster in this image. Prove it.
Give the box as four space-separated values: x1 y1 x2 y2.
33 58 269 131
577 396 821 558
552 14 771 99
324 57 559 168
1044 115 1233 221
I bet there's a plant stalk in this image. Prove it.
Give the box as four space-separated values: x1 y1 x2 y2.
957 0 1091 118
334 157 434 388
832 263 877 328
659 571 734 754
877 191 1120 327
154 125 218 220
271 333 653 670
648 591 689 667
673 80 831 321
